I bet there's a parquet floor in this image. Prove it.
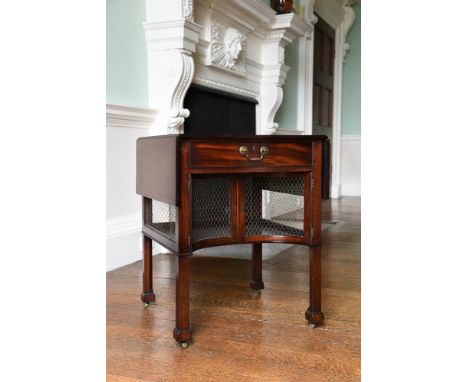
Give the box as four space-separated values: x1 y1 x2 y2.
107 197 361 381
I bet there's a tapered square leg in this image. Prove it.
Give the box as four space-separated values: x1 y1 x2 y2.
141 235 156 304
173 254 192 344
305 246 324 325
250 243 264 290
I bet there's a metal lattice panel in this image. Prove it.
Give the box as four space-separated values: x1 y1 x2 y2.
150 199 177 241
192 177 231 242
245 176 305 237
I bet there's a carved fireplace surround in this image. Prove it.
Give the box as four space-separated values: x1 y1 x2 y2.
144 0 313 135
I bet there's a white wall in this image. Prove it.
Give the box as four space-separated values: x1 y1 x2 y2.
106 105 157 271
341 135 361 196
107 125 145 218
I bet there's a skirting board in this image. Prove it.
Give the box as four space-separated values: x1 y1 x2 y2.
107 212 140 239
107 230 142 272
331 185 342 199
341 178 361 196
341 135 360 197
106 212 169 271
107 212 141 271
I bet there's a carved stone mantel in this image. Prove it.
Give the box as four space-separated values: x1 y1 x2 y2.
144 0 311 135
143 18 202 134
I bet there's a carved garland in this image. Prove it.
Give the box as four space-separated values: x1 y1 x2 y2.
278 47 285 64
182 0 193 19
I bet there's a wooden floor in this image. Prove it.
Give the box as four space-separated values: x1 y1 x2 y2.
107 197 361 382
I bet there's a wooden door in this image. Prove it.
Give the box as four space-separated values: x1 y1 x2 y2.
313 17 335 199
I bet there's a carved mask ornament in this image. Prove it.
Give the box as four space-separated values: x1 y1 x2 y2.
211 22 246 73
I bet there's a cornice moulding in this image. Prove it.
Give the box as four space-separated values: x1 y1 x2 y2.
287 14 314 37
231 0 276 22
272 13 312 36
265 14 313 45
144 19 203 52
314 0 345 28
106 104 157 129
193 76 259 99
245 59 265 71
202 0 276 27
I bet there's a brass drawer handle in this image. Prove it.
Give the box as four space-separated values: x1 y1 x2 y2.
239 146 249 155
239 146 269 161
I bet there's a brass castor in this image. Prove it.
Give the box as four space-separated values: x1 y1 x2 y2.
180 342 188 349
308 323 316 329
256 290 262 295
143 302 150 308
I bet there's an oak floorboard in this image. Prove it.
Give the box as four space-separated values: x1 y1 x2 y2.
107 375 156 382
107 198 361 381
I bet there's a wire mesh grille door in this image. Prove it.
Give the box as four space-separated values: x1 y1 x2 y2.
150 199 177 241
191 176 231 242
245 175 305 237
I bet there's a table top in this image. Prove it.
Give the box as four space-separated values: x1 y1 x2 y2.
137 134 329 142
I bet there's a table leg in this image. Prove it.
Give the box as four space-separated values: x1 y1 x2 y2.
141 235 156 305
173 254 192 345
250 243 264 290
305 246 324 326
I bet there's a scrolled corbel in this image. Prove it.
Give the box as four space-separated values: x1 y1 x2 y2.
261 84 283 134
305 0 318 25
342 2 356 62
168 107 190 134
166 50 195 134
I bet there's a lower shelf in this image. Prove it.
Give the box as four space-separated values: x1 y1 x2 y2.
246 218 303 237
149 218 305 245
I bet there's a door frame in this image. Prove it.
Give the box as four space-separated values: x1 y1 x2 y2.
296 0 356 198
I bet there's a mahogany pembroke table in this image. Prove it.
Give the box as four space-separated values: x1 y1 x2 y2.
136 134 327 348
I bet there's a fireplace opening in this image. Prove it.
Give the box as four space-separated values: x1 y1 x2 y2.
183 85 257 135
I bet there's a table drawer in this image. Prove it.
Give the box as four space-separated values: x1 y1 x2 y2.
190 141 313 168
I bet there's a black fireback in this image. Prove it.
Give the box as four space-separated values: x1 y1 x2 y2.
183 85 257 135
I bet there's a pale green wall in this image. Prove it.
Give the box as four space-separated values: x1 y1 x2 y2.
275 0 303 130
341 4 361 136
106 0 148 108
276 40 300 130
